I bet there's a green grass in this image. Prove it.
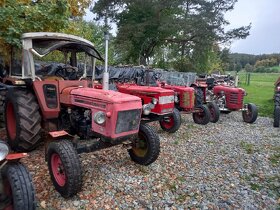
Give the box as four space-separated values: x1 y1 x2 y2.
240 141 258 154
236 72 279 117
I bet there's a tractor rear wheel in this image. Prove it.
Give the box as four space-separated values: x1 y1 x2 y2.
5 90 42 151
192 105 210 125
207 102 220 123
275 92 280 106
0 91 6 128
159 108 181 133
2 162 36 210
128 124 160 166
194 88 204 106
273 106 280 127
47 140 82 198
242 103 258 123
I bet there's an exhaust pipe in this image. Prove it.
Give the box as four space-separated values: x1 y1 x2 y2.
102 32 109 91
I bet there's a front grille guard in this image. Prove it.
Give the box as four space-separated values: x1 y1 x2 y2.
115 109 141 134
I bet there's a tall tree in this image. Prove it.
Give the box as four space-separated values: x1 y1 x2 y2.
92 0 251 71
0 0 90 61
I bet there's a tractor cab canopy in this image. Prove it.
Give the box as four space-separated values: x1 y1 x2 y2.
24 33 103 59
12 32 103 81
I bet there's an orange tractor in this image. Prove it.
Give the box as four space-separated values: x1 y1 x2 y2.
0 33 160 197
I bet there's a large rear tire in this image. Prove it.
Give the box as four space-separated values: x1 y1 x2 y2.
194 88 204 106
242 103 258 123
159 108 181 133
128 124 160 166
207 102 220 123
273 106 280 128
5 90 42 151
275 92 280 107
47 140 82 198
0 90 6 128
192 105 210 125
2 162 36 210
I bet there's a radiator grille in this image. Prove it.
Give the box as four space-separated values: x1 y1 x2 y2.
182 92 190 107
229 92 243 105
115 109 141 134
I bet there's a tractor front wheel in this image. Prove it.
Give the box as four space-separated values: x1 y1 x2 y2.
128 124 160 166
47 140 82 198
207 102 220 123
242 103 258 123
273 106 280 127
5 90 42 151
159 108 181 133
192 105 210 125
2 163 36 210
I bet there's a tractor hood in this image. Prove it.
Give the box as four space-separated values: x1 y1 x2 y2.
163 84 194 92
213 85 245 94
117 84 174 96
71 88 141 104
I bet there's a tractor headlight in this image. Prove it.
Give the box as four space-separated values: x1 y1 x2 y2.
151 98 158 105
93 111 106 125
0 141 9 161
142 104 152 115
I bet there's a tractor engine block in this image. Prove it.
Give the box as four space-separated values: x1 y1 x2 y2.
70 109 92 139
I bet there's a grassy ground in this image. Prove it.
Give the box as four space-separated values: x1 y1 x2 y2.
234 72 279 117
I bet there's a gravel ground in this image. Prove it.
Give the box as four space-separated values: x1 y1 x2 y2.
6 112 280 209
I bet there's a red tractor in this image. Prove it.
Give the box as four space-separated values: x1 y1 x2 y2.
0 140 36 210
116 83 181 133
274 76 280 127
144 70 212 124
193 76 258 124
0 32 160 198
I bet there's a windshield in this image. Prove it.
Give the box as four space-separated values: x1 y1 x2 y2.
160 72 185 86
32 39 103 60
30 40 102 80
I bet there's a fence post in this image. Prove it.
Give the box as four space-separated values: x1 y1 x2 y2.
235 74 239 87
247 73 251 85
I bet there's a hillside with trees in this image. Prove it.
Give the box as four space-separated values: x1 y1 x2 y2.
228 53 280 73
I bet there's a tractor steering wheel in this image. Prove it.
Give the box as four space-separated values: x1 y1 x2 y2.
55 65 78 80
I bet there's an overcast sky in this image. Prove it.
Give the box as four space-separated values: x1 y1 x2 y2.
225 0 280 54
85 0 280 55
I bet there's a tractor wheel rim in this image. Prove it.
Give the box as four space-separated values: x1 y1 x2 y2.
4 179 13 210
196 111 205 121
244 109 252 121
161 116 175 129
6 102 16 140
209 107 215 119
132 133 148 157
51 153 66 187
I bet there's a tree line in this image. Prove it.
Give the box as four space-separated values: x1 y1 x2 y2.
228 53 280 73
1 0 251 73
